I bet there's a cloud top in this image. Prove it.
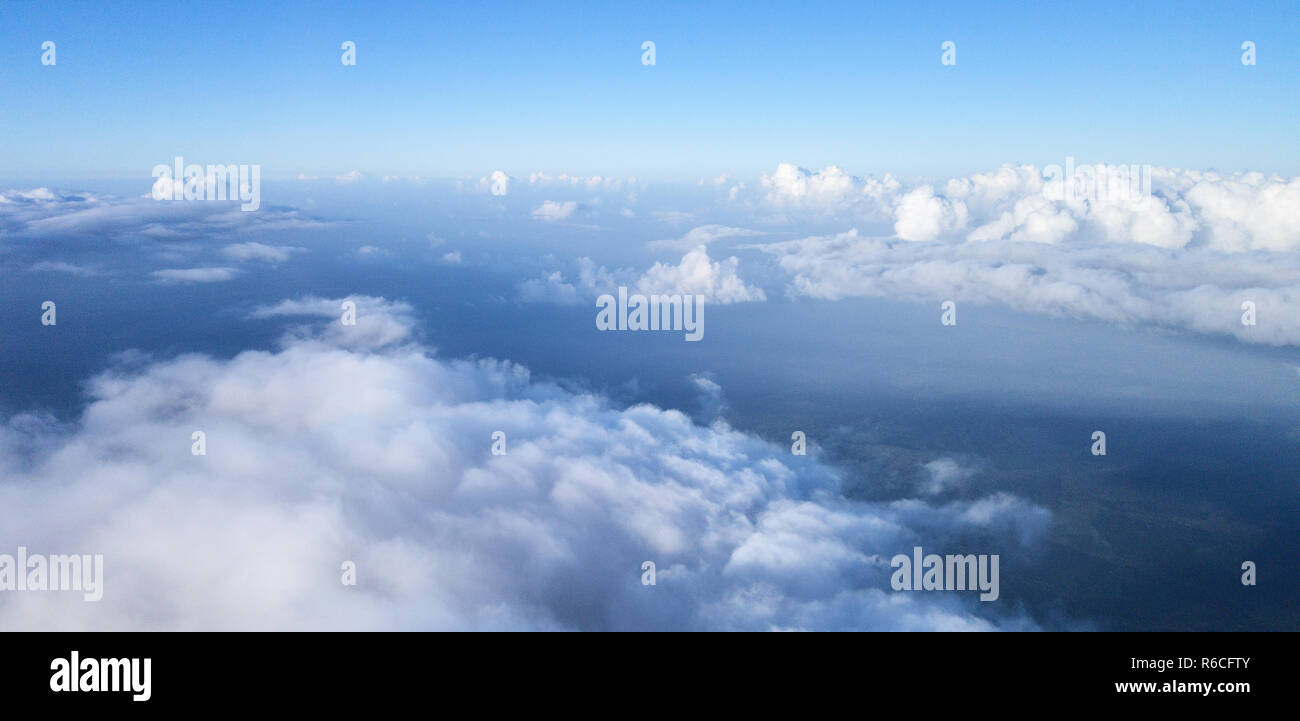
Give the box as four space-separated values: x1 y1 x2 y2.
0 297 1047 631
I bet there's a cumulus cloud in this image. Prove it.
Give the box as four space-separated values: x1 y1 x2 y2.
891 165 1201 248
248 296 417 350
528 172 629 191
894 186 970 242
920 458 976 496
749 162 1300 254
636 246 767 304
1167 170 1300 251
531 200 580 222
517 270 584 305
758 163 900 217
520 248 767 306
761 228 1300 345
892 493 1052 550
517 257 632 305
514 257 626 305
690 373 726 423
0 297 1047 631
0 188 69 204
754 163 1300 346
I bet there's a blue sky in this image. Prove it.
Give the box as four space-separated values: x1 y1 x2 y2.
1 0 1297 180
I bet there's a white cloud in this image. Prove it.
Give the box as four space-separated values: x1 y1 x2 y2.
521 248 766 306
336 170 364 183
527 172 626 191
749 162 1300 254
894 186 969 241
221 242 304 263
0 188 329 240
516 258 630 305
0 297 1046 630
151 267 239 283
28 261 102 276
690 373 726 422
636 246 767 304
1177 170 1300 251
531 200 579 222
0 188 64 204
517 270 583 305
758 163 900 216
760 227 1300 346
920 458 975 496
647 225 763 251
248 296 416 350
751 163 1300 346
927 164 1300 251
930 165 1200 249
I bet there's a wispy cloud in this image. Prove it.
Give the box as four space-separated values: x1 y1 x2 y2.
151 267 240 284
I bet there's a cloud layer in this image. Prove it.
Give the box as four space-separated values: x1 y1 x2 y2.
0 188 328 241
0 298 1046 630
750 164 1300 346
